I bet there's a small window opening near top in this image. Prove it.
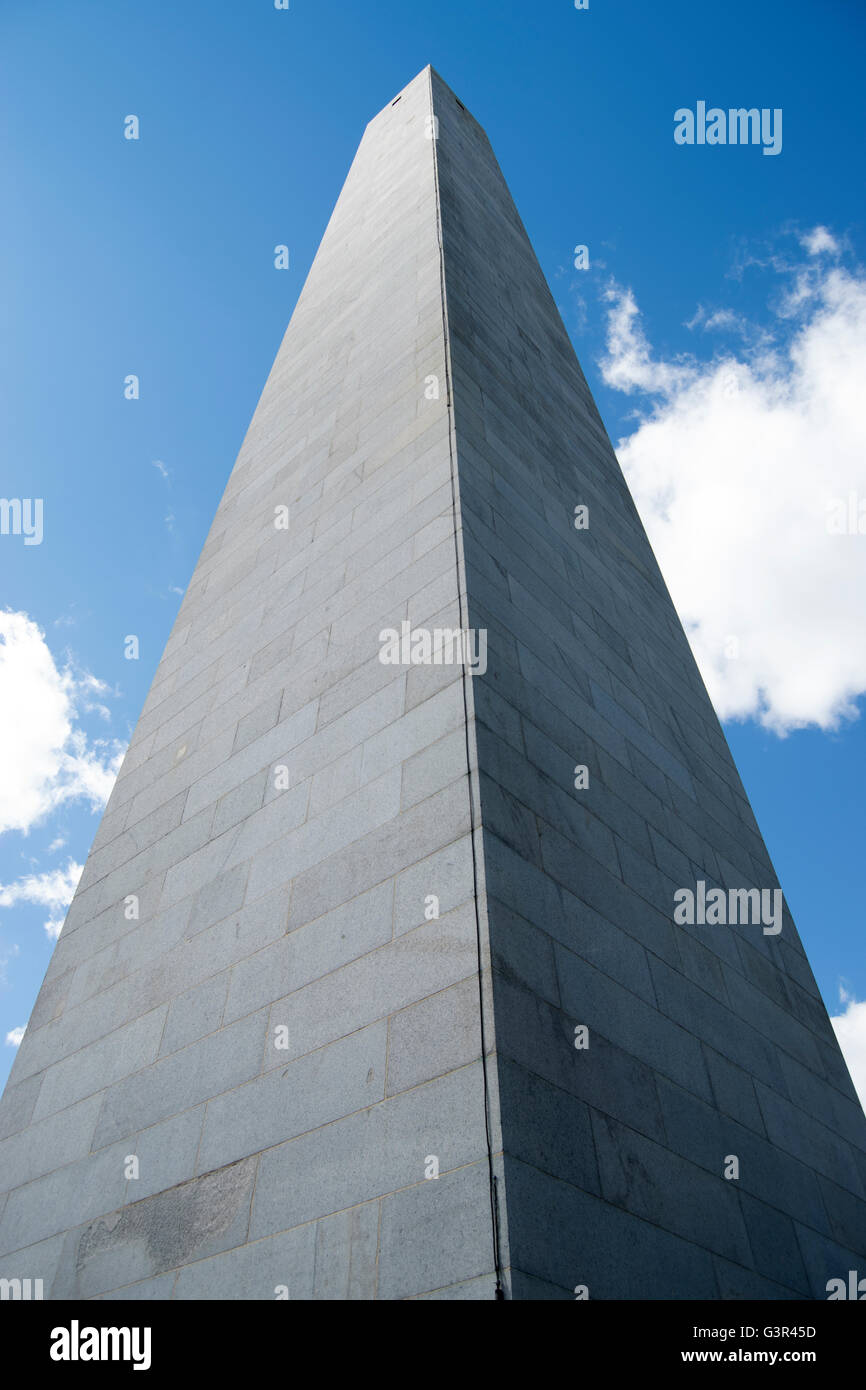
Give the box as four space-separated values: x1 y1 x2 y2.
392 96 402 105
456 99 465 111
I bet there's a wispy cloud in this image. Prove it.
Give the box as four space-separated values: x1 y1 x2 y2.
685 305 753 338
0 942 20 986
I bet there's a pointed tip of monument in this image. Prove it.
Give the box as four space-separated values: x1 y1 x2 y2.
407 63 435 87
400 65 467 110
365 64 478 134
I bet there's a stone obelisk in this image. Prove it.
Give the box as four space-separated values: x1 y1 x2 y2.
1 66 863 1300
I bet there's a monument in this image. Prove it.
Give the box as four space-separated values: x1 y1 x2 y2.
1 66 863 1300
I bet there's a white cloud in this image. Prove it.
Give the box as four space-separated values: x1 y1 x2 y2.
5 1026 25 1047
600 237 866 733
601 284 692 398
0 611 125 834
831 991 866 1111
0 861 83 939
801 225 840 257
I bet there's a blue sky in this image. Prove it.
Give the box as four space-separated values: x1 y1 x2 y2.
1 0 864 1094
